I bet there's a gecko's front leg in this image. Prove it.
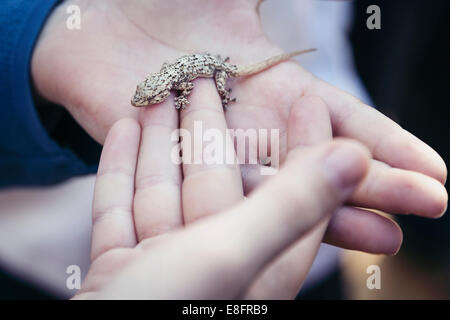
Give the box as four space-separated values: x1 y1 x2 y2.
214 70 235 108
174 81 194 109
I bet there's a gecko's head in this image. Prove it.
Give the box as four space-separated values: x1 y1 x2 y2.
131 76 170 107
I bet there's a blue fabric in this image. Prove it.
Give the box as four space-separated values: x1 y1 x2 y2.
0 0 98 188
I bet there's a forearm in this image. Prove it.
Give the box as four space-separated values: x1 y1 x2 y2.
0 0 96 187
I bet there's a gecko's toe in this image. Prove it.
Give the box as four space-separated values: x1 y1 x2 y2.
175 96 189 110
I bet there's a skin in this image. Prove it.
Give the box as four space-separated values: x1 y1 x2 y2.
31 0 447 298
75 106 372 299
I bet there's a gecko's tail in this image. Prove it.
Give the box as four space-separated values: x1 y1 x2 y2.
235 48 317 77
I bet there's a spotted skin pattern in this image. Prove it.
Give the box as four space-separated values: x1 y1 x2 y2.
131 49 316 109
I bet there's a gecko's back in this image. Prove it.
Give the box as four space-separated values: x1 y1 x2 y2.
169 53 233 82
131 49 316 108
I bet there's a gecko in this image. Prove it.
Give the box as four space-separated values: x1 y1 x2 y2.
131 48 316 109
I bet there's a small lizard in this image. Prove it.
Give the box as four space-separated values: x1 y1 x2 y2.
131 48 316 109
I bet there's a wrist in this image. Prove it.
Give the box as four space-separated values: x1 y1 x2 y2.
30 1 69 106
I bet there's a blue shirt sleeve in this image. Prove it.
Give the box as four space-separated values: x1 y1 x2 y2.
0 0 99 188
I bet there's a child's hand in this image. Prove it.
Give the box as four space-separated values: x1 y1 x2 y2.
32 0 446 224
73 103 373 299
74 83 401 299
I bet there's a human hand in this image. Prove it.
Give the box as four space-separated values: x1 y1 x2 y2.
32 0 446 216
32 0 447 298
74 94 372 298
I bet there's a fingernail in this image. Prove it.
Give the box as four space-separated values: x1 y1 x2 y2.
323 145 367 196
387 223 403 256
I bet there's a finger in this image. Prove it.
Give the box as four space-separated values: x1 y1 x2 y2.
244 95 333 299
287 95 332 148
245 157 448 219
308 79 447 183
133 100 183 241
350 160 448 218
180 78 243 223
244 220 329 299
241 95 332 194
241 164 267 195
242 167 409 255
324 206 403 255
91 118 141 261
